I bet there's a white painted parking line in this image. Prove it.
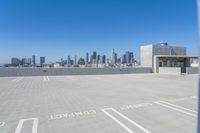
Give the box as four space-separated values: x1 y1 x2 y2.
43 76 46 81
93 77 101 80
15 117 38 133
67 77 77 81
0 122 6 128
168 96 197 102
12 77 24 83
102 108 151 133
102 108 135 133
155 101 197 117
160 101 197 113
191 96 197 99
43 76 49 82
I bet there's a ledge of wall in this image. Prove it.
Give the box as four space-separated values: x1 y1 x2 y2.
0 67 153 77
159 67 181 75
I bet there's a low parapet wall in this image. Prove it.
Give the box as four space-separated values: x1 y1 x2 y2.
186 67 198 74
0 67 153 77
158 67 181 75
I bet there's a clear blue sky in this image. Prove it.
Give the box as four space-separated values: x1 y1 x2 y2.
0 0 199 64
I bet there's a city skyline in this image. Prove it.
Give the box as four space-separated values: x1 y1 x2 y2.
0 0 198 64
8 48 135 66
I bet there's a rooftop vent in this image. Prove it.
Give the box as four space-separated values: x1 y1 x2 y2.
159 42 168 46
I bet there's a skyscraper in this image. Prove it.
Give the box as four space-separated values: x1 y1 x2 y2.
11 58 20 66
125 51 134 64
92 51 97 64
122 54 126 64
92 52 97 60
27 58 32 65
68 56 71 65
111 48 117 64
97 55 100 63
129 52 134 63
21 58 27 65
102 55 106 64
86 53 89 64
75 56 77 65
32 55 36 65
40 57 45 66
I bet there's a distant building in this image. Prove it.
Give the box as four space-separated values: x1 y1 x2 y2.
27 58 32 65
125 51 134 64
75 56 77 65
102 55 106 64
11 58 20 66
21 58 27 65
32 55 36 65
86 53 89 64
78 58 85 65
68 56 71 65
92 51 97 64
111 49 117 64
121 54 126 64
40 57 45 66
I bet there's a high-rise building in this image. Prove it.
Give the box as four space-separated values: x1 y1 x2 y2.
92 51 97 64
129 52 134 63
32 55 36 65
27 58 32 65
68 56 71 65
40 57 45 65
86 53 89 64
11 58 20 66
21 58 27 65
125 51 134 64
102 55 106 64
122 54 126 64
111 49 116 64
78 58 85 65
97 55 100 63
93 52 97 60
111 48 117 64
75 56 77 65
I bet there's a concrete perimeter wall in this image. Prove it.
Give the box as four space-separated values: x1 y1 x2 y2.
186 67 198 74
0 67 152 77
159 67 181 75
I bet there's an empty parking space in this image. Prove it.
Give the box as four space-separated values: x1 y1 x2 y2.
0 74 198 133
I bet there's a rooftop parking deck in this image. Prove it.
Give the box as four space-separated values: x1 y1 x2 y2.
0 74 198 133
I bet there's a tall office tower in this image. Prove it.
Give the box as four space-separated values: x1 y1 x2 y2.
21 58 27 65
27 58 32 65
70 59 74 65
90 55 93 64
86 53 89 64
78 58 85 65
11 58 20 66
117 58 121 64
111 48 118 64
40 57 45 65
102 55 106 64
115 53 117 64
32 55 36 65
129 52 134 63
125 51 134 64
74 56 77 65
92 51 97 64
125 51 130 64
92 52 97 60
68 56 71 65
97 55 100 63
122 54 126 64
